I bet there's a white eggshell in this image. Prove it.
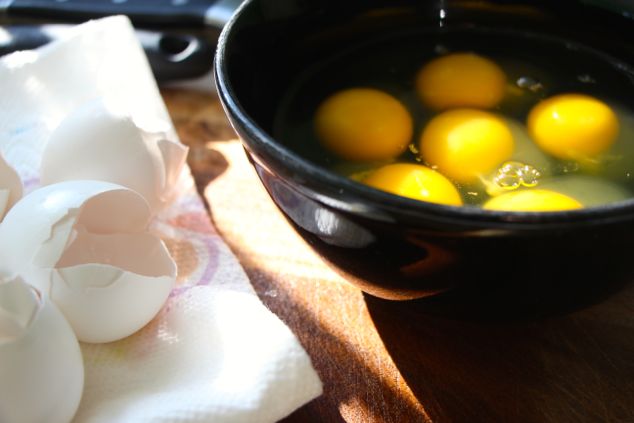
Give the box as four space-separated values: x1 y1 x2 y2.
0 277 84 423
0 180 176 343
40 99 188 213
0 153 22 219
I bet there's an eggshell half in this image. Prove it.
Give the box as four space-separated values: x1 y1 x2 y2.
0 277 84 423
40 99 188 213
0 153 22 219
0 180 176 343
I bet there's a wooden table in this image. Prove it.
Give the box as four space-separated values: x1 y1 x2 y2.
163 88 634 423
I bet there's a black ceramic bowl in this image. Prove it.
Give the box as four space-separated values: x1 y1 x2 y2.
216 0 634 302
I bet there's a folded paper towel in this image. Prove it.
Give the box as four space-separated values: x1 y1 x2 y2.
0 16 322 423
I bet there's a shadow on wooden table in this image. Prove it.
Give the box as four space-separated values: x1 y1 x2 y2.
364 280 634 423
246 266 429 423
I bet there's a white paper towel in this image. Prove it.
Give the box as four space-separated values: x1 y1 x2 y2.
0 16 322 423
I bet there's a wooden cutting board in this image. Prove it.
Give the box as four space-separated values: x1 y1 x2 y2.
163 88 634 423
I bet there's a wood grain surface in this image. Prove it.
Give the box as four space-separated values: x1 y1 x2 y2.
163 88 634 423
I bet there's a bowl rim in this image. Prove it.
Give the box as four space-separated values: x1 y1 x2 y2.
214 0 634 230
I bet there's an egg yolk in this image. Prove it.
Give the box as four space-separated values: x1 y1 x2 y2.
362 163 463 206
527 93 619 161
419 109 514 184
415 52 507 110
314 88 413 161
483 189 583 212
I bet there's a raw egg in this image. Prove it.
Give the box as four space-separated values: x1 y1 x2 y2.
540 175 630 207
527 93 619 162
480 119 553 196
363 163 463 206
483 188 583 212
416 52 507 110
314 88 413 161
419 109 514 183
504 118 554 173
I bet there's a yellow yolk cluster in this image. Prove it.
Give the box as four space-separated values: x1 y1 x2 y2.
313 51 622 212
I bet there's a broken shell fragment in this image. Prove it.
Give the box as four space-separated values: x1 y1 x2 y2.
0 277 84 423
0 153 22 220
0 180 176 343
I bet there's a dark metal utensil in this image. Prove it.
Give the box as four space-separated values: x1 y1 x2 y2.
0 0 244 81
0 0 242 27
0 24 217 82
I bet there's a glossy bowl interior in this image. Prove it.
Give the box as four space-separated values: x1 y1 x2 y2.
216 0 634 303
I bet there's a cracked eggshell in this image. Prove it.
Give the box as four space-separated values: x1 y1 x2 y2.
0 180 177 343
40 99 189 213
0 153 22 220
0 277 84 423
